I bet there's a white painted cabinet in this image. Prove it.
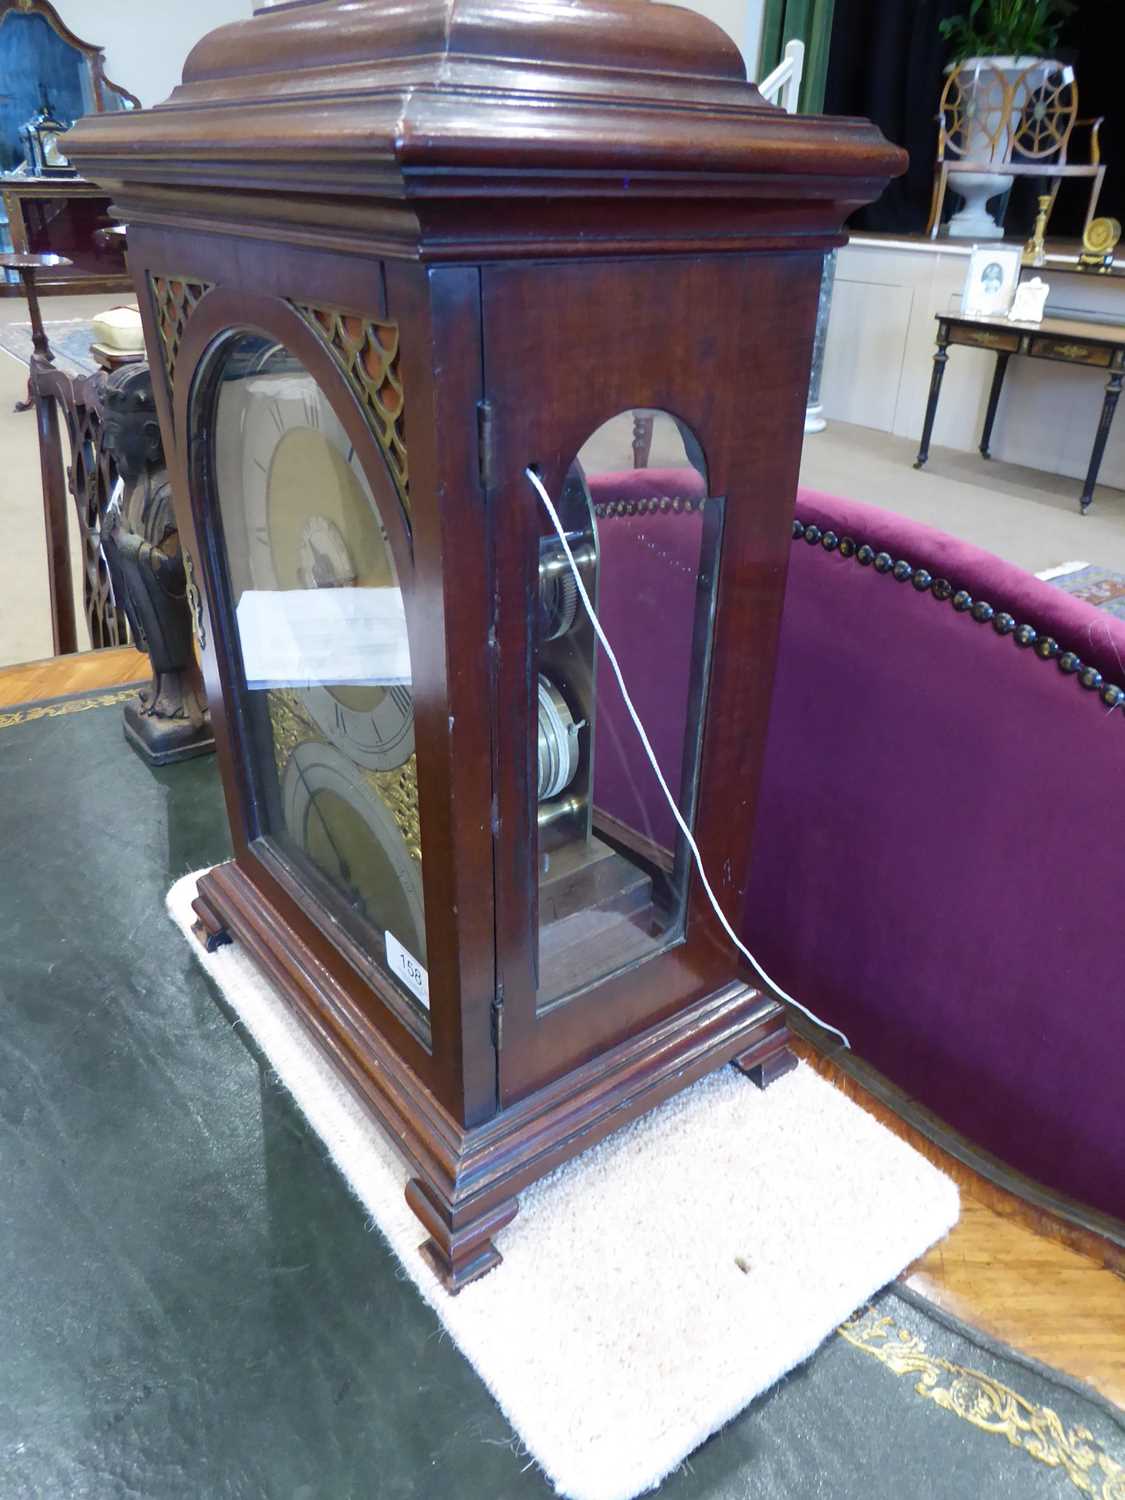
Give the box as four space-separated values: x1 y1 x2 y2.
821 239 1125 492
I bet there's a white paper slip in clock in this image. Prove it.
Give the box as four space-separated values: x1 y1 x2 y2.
236 587 411 689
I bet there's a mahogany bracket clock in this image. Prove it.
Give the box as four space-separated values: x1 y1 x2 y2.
68 0 903 1292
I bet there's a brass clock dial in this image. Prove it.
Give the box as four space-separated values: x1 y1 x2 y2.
282 739 426 965
1083 217 1122 257
209 331 428 1017
237 370 414 771
43 134 68 167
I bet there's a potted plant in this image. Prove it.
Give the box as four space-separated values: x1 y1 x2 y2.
939 0 1072 63
937 0 1073 239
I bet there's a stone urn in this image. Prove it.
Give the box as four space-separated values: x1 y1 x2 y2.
945 56 1057 239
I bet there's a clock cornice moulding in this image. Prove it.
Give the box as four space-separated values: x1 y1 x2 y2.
65 0 905 259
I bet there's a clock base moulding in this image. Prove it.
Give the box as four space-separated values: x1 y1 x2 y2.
190 858 794 1294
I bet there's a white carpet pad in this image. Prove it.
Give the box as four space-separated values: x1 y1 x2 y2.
168 870 959 1500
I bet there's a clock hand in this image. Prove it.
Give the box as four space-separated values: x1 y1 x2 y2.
288 745 366 909
308 537 341 588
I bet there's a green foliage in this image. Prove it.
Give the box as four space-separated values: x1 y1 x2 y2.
938 0 1073 62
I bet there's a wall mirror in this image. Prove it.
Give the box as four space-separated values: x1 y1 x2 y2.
0 0 137 176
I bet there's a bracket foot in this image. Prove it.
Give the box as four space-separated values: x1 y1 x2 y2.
405 1178 519 1295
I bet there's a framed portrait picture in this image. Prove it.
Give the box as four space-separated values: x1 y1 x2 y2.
961 247 1022 318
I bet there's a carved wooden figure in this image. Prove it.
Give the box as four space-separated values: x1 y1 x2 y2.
99 364 214 765
67 0 903 1291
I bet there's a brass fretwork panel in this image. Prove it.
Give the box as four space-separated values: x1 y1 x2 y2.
267 689 421 864
289 304 409 521
149 275 214 390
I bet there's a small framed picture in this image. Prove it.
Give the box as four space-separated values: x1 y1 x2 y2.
961 247 1022 318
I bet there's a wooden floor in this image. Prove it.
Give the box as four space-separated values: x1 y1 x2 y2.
0 645 147 707
2 650 1122 1411
796 1042 1125 1409
907 1199 1125 1407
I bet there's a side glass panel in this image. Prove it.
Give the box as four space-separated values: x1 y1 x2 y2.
198 332 428 1028
535 410 721 1010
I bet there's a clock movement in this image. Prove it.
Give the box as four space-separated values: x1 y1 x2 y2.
68 0 903 1291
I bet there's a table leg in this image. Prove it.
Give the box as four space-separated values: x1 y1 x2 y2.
1080 371 1123 514
14 266 52 414
914 333 950 469
632 412 654 469
979 351 1010 459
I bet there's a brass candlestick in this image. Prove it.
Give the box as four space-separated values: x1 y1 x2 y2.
1023 194 1050 268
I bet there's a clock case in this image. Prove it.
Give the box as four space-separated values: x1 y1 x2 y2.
67 0 904 1292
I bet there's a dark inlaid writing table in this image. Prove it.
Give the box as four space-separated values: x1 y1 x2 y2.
1 177 130 296
914 311 1125 512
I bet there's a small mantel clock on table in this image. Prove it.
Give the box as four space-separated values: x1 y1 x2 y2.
67 0 903 1293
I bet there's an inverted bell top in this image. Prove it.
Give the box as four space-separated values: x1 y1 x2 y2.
183 0 748 92
66 0 905 257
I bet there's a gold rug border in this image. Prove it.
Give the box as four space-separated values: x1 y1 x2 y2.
838 1305 1124 1498
0 688 137 732
4 671 1120 1496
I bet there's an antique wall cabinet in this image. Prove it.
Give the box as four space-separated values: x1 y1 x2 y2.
67 0 903 1291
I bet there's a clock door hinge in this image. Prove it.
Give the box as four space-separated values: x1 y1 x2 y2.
476 399 495 493
490 981 504 1054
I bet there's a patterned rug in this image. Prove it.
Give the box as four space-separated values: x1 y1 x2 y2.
1 695 1122 1499
1038 561 1125 621
0 318 99 377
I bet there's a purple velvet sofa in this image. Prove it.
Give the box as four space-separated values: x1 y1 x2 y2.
587 469 1125 1227
747 487 1125 1226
